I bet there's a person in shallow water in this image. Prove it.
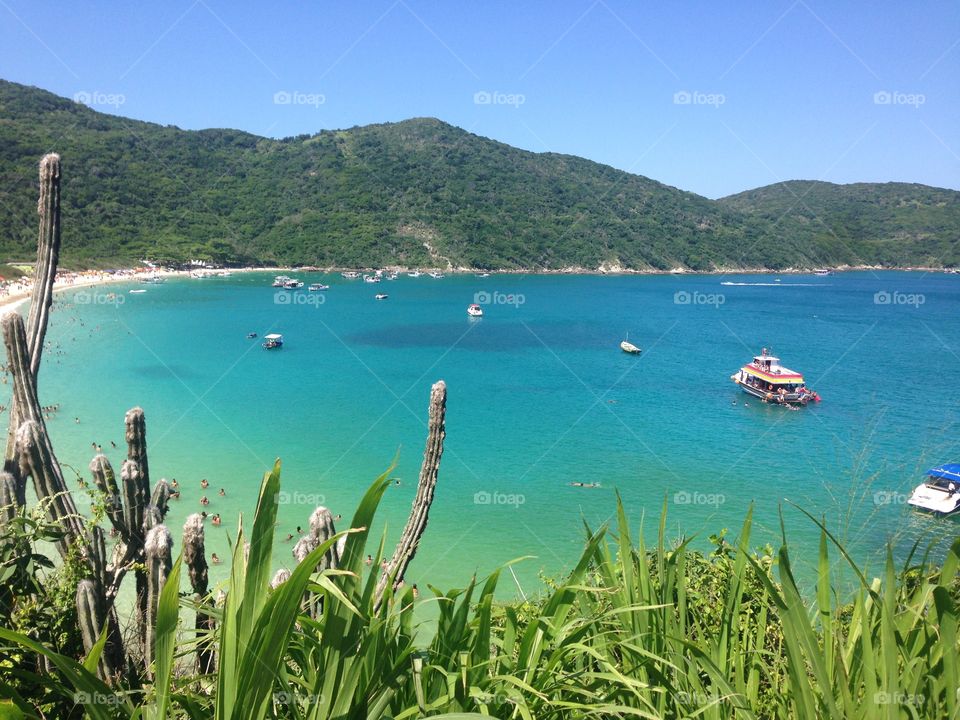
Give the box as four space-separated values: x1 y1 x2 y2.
200 478 209 489
211 553 221 564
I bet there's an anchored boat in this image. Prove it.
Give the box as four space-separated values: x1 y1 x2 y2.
908 464 960 515
467 303 483 317
731 349 819 405
620 340 641 355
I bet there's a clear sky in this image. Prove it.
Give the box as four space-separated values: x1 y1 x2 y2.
1 1 957 198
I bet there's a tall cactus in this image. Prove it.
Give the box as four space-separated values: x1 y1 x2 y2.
143 524 172 679
375 380 446 609
4 153 61 467
183 513 215 674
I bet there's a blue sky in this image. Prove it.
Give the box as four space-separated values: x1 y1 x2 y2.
1 1 957 198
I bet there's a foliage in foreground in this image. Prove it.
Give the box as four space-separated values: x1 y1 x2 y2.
1 465 959 719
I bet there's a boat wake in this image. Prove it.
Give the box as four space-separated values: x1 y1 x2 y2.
720 281 825 287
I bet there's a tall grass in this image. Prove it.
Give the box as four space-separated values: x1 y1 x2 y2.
1 465 958 719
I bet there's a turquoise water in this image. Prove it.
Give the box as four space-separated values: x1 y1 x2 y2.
18 271 960 596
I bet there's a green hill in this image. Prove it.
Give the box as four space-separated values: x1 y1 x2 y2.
1 79 957 270
719 180 960 268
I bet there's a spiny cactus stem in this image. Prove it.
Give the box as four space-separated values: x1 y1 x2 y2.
144 524 172 679
375 380 446 609
16 420 85 555
5 154 61 463
125 407 150 490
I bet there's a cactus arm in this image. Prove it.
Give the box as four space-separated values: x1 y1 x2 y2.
375 380 446 608
5 153 61 464
183 513 215 674
143 524 172 679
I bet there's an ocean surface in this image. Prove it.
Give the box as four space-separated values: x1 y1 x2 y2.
14 270 960 597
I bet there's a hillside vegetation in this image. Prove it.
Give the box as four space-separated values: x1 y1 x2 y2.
1 79 958 270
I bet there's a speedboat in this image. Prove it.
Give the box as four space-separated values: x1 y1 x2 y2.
813 269 833 276
467 303 483 317
129 289 147 294
620 340 641 354
272 275 291 287
908 465 960 515
283 279 304 289
731 348 820 406
428 271 445 279
407 270 422 278
375 293 389 300
341 271 361 279
386 273 398 281
262 333 283 349
308 283 329 291
476 272 491 278
363 274 381 283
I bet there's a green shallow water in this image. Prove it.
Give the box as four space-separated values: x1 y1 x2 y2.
15 270 960 597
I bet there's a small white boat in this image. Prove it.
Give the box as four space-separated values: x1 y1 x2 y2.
428 271 445 279
375 293 389 300
363 274 381 284
308 283 329 291
476 272 491 278
129 289 147 294
386 273 398 281
908 465 960 515
813 269 833 276
467 303 483 317
272 275 291 287
341 271 361 279
620 340 641 355
140 275 166 284
283 279 304 289
262 333 283 349
407 270 422 278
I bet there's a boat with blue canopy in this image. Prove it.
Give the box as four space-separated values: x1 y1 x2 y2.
908 464 960 515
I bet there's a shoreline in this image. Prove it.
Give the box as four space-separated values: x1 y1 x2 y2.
1 263 952 316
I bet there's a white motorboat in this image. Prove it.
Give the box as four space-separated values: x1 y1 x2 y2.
428 271 445 279
407 270 422 278
308 283 329 291
620 340 641 354
283 279 304 289
908 465 960 515
262 333 283 349
375 293 389 300
272 275 291 287
467 303 483 317
341 271 361 279
363 274 381 283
